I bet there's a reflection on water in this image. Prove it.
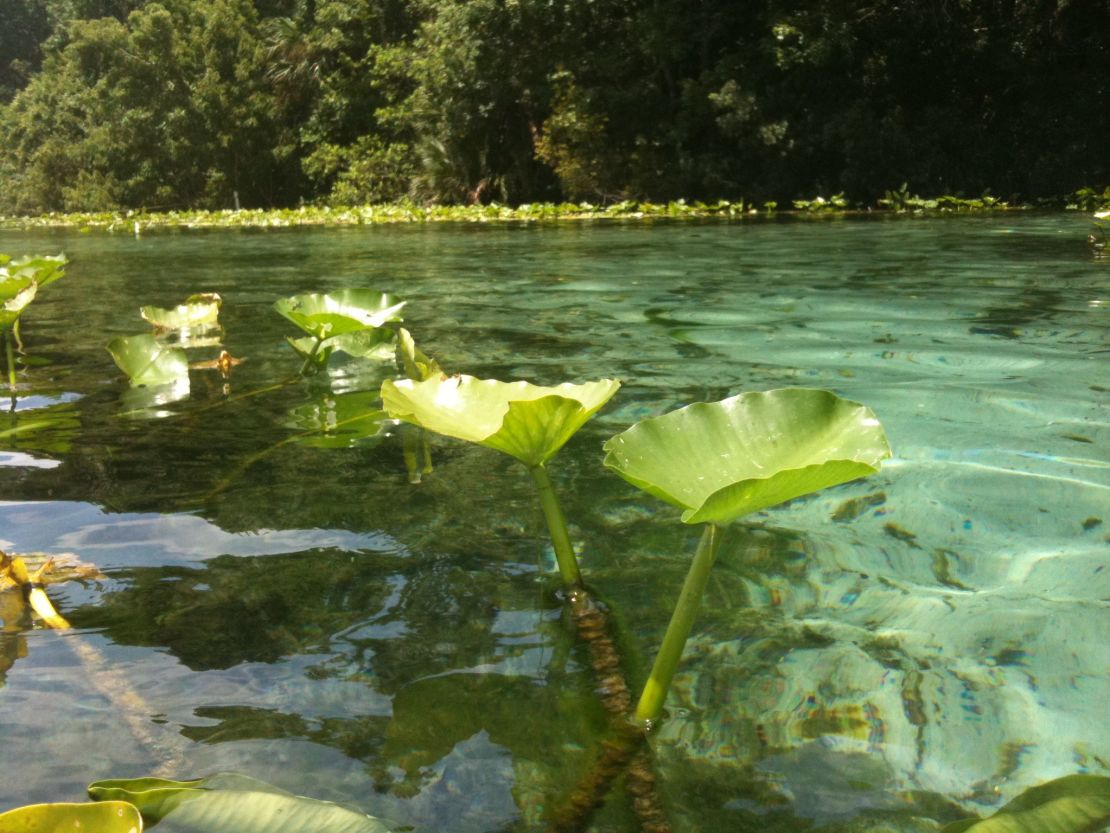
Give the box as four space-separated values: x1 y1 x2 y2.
0 216 1105 830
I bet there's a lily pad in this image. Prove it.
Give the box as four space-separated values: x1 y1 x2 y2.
141 293 222 332
0 276 38 330
381 374 621 466
106 334 190 387
89 773 392 833
0 800 142 832
602 388 891 525
0 254 67 289
940 774 1110 833
274 290 405 341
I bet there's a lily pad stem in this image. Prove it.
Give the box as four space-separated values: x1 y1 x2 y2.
298 336 324 376
528 463 583 590
634 523 721 726
4 330 16 391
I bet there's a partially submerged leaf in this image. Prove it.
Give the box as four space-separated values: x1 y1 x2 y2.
107 334 190 387
0 800 141 832
274 290 405 341
141 293 222 332
89 773 392 833
603 388 891 524
940 774 1110 833
382 374 621 466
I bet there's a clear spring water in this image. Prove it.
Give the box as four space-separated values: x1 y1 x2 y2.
0 215 1105 832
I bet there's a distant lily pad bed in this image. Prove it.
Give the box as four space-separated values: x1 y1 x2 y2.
0 197 1033 231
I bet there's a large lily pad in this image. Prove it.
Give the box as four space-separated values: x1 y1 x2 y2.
106 334 190 387
274 290 405 341
602 388 890 525
0 800 142 832
89 773 392 833
940 774 1110 833
141 293 222 332
381 374 621 466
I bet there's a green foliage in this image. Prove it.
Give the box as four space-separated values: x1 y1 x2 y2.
274 289 404 374
140 293 222 332
602 388 891 525
939 774 1110 833
88 773 395 832
106 333 190 387
0 800 143 832
381 374 620 467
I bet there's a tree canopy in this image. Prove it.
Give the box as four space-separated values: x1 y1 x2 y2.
1 0 1107 212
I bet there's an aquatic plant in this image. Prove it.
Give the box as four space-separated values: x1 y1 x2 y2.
274 289 404 376
0 253 67 389
603 387 891 724
140 292 223 343
106 333 190 388
381 373 620 588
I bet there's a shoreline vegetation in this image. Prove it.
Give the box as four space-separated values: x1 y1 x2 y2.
2 190 1108 232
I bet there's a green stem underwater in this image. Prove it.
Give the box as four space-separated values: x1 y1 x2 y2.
5 330 16 391
634 523 722 726
528 463 583 590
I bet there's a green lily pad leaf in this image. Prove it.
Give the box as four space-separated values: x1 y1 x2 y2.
107 334 190 387
89 773 392 833
602 388 891 525
382 374 621 466
940 774 1110 833
274 290 405 341
141 293 222 332
329 327 397 360
0 800 142 832
286 392 391 448
0 276 38 330
2 254 67 289
395 327 441 381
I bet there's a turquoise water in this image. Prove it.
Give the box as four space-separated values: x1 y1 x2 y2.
0 215 1106 831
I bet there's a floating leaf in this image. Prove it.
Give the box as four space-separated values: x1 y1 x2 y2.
141 293 222 332
274 290 404 341
940 774 1110 833
89 773 392 833
106 334 190 387
382 374 620 466
0 800 142 832
602 388 891 525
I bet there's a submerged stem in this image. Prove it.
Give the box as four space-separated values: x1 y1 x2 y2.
298 336 324 376
634 523 721 725
4 330 15 391
528 463 583 590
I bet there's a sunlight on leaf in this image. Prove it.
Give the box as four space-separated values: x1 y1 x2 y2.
274 290 404 341
382 374 620 466
0 800 142 832
141 293 222 332
603 388 891 524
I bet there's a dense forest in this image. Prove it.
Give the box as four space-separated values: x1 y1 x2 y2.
1 0 1107 213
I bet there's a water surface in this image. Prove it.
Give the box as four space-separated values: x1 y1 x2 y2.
0 215 1106 832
